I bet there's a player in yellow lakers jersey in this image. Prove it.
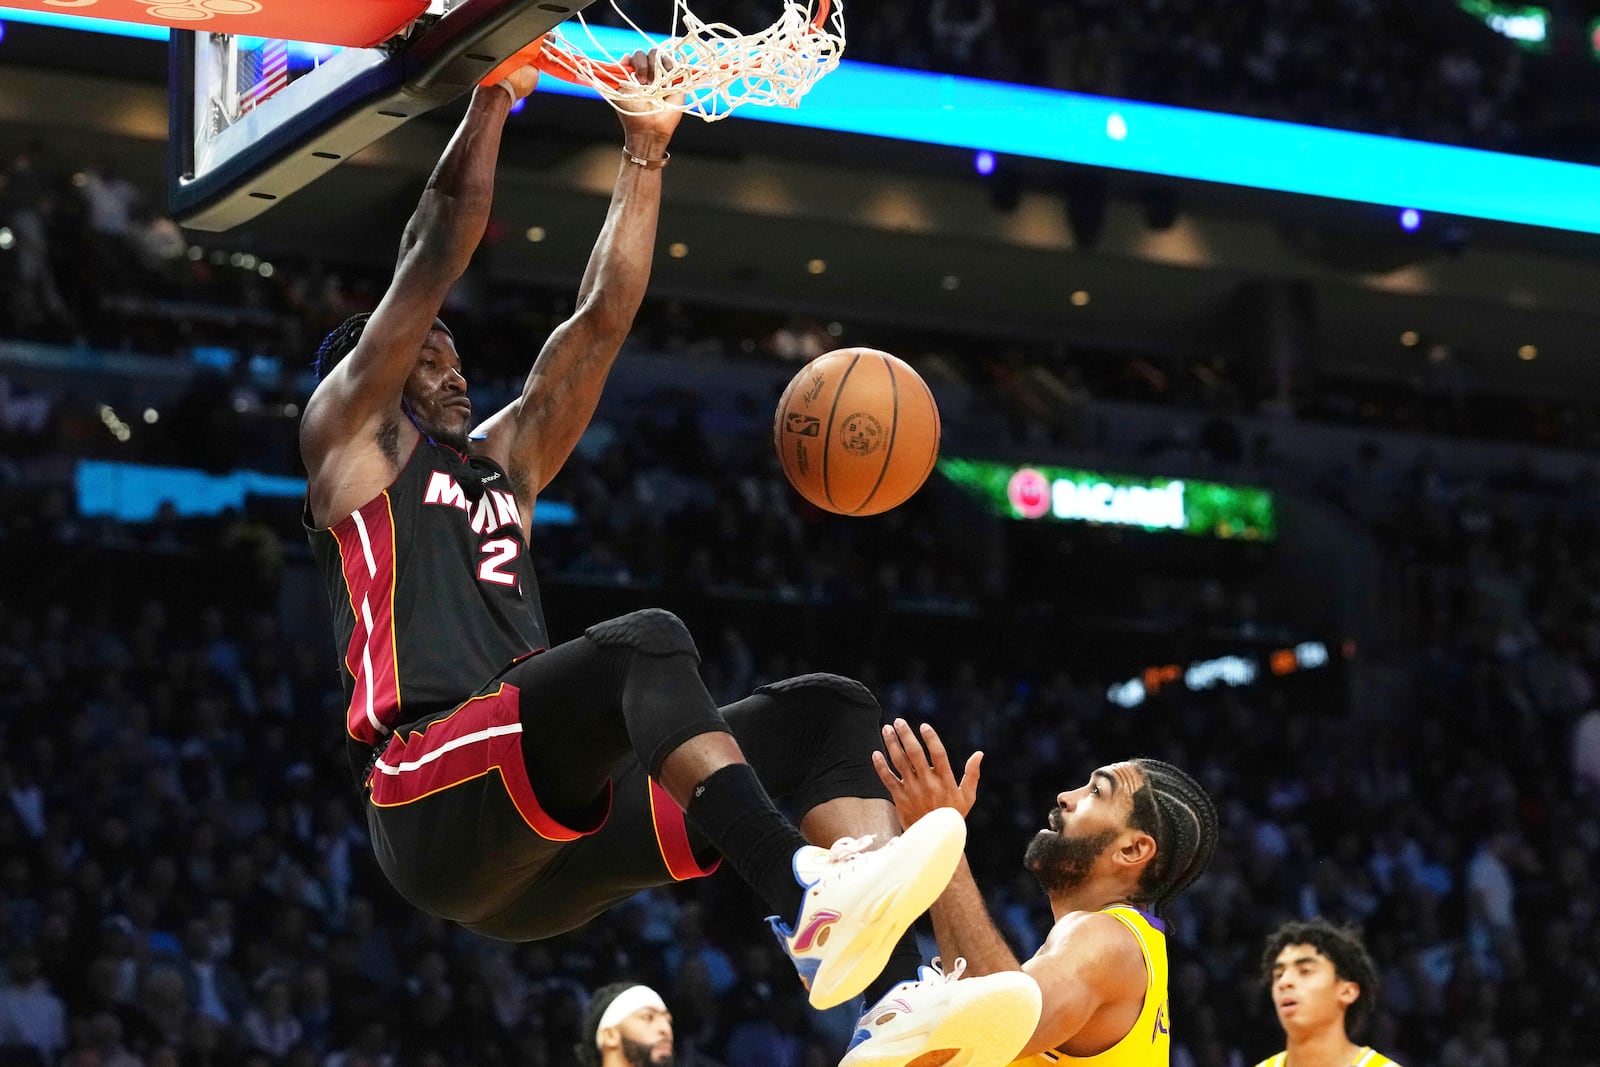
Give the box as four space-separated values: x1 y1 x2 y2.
840 718 1217 1067
1255 919 1403 1067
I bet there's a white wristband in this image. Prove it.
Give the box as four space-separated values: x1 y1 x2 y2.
494 80 519 106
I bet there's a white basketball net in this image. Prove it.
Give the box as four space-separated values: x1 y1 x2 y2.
540 0 845 121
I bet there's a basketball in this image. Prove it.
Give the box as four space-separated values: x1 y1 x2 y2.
773 348 941 516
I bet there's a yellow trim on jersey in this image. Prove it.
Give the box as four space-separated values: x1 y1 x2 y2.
1010 905 1168 1066
1252 1048 1401 1067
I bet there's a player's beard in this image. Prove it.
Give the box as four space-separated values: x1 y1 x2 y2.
620 1037 674 1067
1024 826 1119 895
405 397 472 454
416 417 471 454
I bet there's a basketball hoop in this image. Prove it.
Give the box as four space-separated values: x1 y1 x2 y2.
485 0 845 121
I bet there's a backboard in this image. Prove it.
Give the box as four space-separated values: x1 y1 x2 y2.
168 0 597 232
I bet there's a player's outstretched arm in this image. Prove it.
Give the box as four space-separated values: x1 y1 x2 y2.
876 719 1019 972
472 51 682 528
1013 911 1147 1059
300 70 537 474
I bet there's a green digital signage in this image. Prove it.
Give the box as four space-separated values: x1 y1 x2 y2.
1458 0 1551 51
937 458 1277 542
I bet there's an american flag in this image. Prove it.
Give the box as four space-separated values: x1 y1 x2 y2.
237 37 290 113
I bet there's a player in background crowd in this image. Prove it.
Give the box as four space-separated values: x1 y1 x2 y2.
1255 919 1402 1067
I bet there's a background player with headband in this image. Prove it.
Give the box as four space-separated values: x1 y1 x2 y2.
297 49 1016 1047
843 718 1218 1067
578 983 680 1067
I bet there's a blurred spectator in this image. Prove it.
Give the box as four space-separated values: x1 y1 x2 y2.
0 946 67 1064
240 976 301 1060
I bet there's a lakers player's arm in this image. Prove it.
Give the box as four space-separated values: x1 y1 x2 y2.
924 873 1149 1057
471 52 682 533
300 71 534 489
1013 910 1149 1058
874 719 1013 968
925 856 1022 973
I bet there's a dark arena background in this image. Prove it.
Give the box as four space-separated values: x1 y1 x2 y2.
3 1 1600 1064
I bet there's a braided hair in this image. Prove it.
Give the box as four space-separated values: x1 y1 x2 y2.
1126 758 1218 917
312 312 453 381
1260 918 1381 1037
574 982 640 1067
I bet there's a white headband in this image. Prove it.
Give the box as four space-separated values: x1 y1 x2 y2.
595 985 668 1048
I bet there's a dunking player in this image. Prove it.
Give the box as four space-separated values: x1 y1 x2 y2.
1255 919 1402 1067
841 719 1218 1067
297 55 982 1029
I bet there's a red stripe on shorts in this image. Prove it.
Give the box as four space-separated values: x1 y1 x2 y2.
649 778 721 881
369 683 612 842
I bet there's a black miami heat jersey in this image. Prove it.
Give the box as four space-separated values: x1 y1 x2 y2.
307 437 549 776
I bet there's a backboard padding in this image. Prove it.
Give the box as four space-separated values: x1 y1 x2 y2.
0 0 429 49
169 0 597 231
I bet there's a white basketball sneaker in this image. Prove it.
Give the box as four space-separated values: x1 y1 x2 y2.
769 807 967 1010
839 957 1043 1067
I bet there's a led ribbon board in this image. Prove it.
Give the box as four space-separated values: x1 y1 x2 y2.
551 28 1600 235
938 457 1277 542
9 10 1600 232
76 460 576 524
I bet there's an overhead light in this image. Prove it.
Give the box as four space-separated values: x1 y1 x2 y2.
1070 290 1091 307
98 404 132 442
143 408 159 424
1518 344 1538 361
668 242 688 258
806 258 827 275
258 262 275 278
525 226 546 243
974 150 996 176
1399 208 1422 232
0 228 12 251
1400 330 1420 347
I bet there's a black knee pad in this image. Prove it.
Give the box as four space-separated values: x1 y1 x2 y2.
585 609 700 660
737 673 889 811
755 673 880 713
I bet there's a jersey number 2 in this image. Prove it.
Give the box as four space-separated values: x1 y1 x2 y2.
479 538 521 587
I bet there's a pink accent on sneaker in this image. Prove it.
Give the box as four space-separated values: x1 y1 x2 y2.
791 909 842 952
